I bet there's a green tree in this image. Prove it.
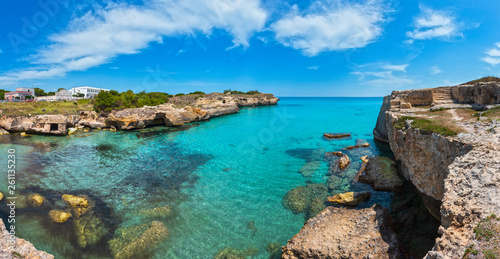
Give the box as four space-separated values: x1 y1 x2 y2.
0 89 6 100
47 92 55 96
34 87 47 96
57 88 66 91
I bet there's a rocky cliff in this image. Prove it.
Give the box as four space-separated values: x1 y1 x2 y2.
374 80 500 258
0 218 54 259
0 93 279 135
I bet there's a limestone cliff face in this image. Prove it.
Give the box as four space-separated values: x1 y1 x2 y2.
0 93 279 134
375 81 500 258
0 218 54 259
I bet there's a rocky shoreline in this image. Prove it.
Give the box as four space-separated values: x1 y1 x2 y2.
282 81 500 258
0 92 279 136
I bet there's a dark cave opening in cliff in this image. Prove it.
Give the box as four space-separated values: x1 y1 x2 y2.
391 181 441 258
50 123 59 131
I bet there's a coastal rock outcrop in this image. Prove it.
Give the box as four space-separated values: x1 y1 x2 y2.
373 80 500 258
327 191 371 206
0 93 278 135
0 218 54 259
281 204 401 259
358 156 403 192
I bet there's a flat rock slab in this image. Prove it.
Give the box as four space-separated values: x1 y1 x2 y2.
281 204 401 259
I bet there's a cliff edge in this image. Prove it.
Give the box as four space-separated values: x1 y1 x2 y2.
374 80 500 258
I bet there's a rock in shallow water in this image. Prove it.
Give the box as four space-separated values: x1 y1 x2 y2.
358 156 403 192
109 221 169 259
299 161 321 177
62 194 91 217
327 191 371 206
281 204 401 259
282 183 329 215
49 210 72 223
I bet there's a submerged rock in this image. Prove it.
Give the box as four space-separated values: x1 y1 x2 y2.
307 197 326 219
214 246 258 259
282 183 329 214
0 192 3 201
358 156 403 192
138 205 172 218
246 221 257 235
299 161 321 177
73 211 107 248
327 191 371 206
267 242 282 259
30 193 45 206
281 205 401 259
109 221 169 259
62 194 91 217
49 210 72 223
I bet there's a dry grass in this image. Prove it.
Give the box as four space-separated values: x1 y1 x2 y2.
0 100 93 116
462 76 500 85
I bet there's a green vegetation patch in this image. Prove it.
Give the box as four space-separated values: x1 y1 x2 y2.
483 106 500 120
95 90 171 112
0 100 93 116
465 214 500 259
223 89 261 95
394 116 459 136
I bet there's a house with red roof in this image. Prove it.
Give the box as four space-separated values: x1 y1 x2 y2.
4 87 36 101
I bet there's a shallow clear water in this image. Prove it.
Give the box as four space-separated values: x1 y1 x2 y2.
0 97 392 258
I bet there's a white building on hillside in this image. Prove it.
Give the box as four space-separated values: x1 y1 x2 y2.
70 86 110 99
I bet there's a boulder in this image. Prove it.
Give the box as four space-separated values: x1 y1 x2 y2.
327 191 371 206
49 210 72 223
30 193 44 206
338 154 350 170
323 133 351 139
67 127 78 134
109 221 169 259
62 194 90 217
281 204 401 259
358 156 403 192
325 151 343 157
0 192 3 201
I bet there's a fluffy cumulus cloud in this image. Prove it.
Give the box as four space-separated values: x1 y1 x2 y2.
0 0 267 83
351 63 414 87
482 42 500 66
271 0 390 56
406 7 462 42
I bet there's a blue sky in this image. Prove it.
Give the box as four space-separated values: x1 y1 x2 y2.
0 0 499 96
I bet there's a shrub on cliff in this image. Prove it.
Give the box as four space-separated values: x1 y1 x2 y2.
223 89 261 95
95 90 170 112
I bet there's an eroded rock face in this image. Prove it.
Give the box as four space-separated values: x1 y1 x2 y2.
0 93 279 135
375 82 500 258
0 218 54 259
327 191 371 206
281 205 401 259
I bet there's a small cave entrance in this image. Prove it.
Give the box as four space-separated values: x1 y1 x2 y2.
50 124 59 132
391 181 441 258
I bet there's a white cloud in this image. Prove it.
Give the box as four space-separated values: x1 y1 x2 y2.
430 66 442 75
482 42 500 66
407 7 462 42
271 0 390 56
381 64 408 72
0 0 267 83
307 66 319 70
352 63 415 87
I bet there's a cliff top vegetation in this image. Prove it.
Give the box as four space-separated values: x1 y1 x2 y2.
462 76 500 85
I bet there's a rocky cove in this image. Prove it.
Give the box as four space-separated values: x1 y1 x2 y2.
0 84 498 259
0 93 279 135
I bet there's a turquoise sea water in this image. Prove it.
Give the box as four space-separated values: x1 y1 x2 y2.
0 97 393 258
